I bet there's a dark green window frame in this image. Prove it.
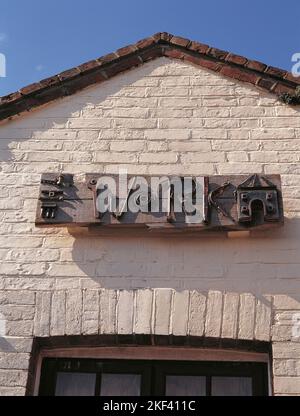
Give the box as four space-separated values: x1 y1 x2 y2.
39 357 268 396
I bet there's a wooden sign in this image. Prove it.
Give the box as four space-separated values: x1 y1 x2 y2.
35 173 284 233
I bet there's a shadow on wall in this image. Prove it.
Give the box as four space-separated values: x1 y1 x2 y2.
68 217 300 302
0 57 300 308
0 58 174 164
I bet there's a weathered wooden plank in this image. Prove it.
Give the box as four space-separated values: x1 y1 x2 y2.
35 173 284 232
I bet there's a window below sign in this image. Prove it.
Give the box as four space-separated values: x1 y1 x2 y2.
38 358 268 396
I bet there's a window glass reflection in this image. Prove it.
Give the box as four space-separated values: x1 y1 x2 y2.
55 372 96 396
166 375 206 396
211 376 252 396
100 373 141 396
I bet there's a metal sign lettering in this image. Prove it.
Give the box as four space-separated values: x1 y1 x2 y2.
35 173 284 233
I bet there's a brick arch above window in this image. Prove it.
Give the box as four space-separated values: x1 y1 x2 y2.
29 335 271 396
33 289 272 342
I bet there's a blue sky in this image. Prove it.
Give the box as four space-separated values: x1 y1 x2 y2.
0 0 299 96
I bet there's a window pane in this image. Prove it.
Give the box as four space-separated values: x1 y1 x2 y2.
211 376 252 396
55 372 96 396
166 375 206 396
100 373 141 396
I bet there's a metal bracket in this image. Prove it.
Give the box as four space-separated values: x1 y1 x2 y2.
112 177 137 220
41 174 73 188
40 190 64 201
41 202 57 219
87 178 101 219
208 181 235 222
236 174 280 223
38 173 74 221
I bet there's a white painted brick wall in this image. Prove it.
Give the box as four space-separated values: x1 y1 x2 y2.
0 57 300 395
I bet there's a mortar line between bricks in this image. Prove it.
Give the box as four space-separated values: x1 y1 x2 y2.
169 289 174 336
132 289 137 335
219 292 225 339
186 290 191 336
150 289 155 339
203 291 208 337
254 297 258 341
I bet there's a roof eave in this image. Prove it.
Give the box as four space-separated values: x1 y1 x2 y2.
1 32 300 121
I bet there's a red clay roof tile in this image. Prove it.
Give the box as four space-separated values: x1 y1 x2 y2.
0 32 299 121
